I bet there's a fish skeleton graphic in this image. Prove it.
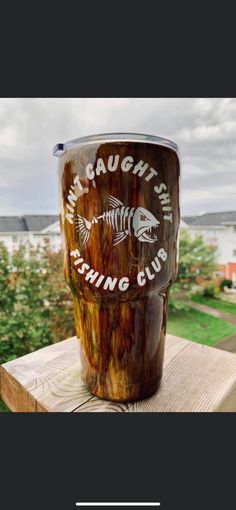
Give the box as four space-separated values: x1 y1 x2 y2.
75 195 160 247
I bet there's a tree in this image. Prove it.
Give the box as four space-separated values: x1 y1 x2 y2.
0 242 75 365
169 229 217 311
177 229 217 285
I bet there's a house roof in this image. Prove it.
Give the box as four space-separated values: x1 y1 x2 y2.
181 216 196 225
0 215 59 232
182 211 236 227
24 215 59 231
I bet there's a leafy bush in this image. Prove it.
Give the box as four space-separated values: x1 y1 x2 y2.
192 281 219 298
177 229 217 287
220 279 232 290
0 242 75 365
202 283 218 298
168 283 190 313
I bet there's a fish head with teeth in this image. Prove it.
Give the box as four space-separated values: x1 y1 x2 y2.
133 207 160 243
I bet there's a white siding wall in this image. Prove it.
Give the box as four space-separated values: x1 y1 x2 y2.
0 233 62 252
185 226 236 264
0 234 30 252
32 234 62 251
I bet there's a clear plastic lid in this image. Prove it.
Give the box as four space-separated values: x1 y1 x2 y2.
53 132 179 157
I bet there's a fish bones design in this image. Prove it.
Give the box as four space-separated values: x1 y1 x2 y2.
75 195 160 247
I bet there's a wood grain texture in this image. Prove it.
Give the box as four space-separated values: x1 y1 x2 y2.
1 334 236 412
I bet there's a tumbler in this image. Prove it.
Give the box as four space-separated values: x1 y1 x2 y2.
53 133 180 402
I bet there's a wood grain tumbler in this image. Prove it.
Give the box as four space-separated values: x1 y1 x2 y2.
53 133 180 402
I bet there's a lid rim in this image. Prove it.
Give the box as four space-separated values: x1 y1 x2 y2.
53 132 179 157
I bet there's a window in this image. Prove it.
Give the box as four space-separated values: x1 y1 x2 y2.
12 235 18 243
233 249 236 257
234 226 236 233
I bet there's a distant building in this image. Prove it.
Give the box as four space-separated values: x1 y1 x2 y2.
182 211 236 282
0 215 61 252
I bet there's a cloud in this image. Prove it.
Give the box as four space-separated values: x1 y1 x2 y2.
0 98 235 215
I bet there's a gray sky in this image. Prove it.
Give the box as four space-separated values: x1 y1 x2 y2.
0 98 235 216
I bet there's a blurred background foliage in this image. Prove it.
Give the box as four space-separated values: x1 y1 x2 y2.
0 242 75 365
0 242 75 411
1 231 234 412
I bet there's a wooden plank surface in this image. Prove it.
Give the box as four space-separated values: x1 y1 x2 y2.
1 335 236 412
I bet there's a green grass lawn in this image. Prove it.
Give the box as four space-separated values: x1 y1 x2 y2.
191 294 236 315
167 308 236 346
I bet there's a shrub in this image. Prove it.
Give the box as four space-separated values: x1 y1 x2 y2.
177 229 217 287
0 242 75 366
202 283 218 298
168 283 190 312
220 279 232 291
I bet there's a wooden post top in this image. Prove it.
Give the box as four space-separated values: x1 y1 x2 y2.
1 334 236 412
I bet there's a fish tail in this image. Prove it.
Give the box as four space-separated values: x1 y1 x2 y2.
75 214 92 246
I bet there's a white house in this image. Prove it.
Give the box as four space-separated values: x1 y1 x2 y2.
182 211 236 282
0 215 61 252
